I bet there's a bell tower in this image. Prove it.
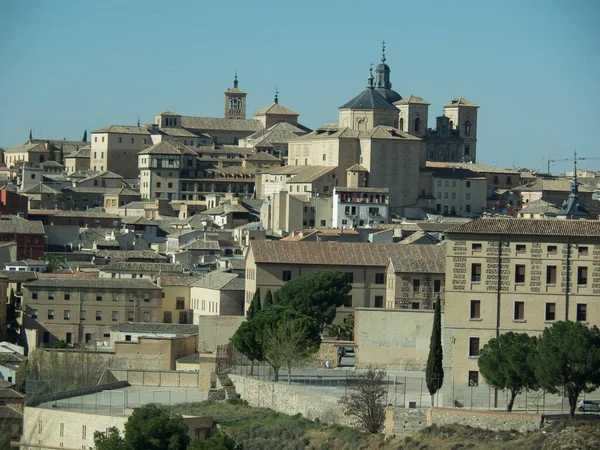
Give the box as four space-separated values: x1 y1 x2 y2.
224 73 247 120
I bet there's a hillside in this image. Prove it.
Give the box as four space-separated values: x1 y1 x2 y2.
170 401 600 449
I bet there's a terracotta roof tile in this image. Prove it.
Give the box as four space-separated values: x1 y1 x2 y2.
446 218 600 237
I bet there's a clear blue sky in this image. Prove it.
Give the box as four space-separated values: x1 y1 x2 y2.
1 0 598 172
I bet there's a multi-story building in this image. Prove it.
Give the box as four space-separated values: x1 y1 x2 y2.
245 240 446 314
430 167 487 217
157 275 203 325
443 218 600 404
21 278 162 347
99 262 183 279
332 187 389 228
0 216 45 260
190 272 245 322
64 147 91 174
90 126 152 177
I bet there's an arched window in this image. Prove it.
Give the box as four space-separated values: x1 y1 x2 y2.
238 99 243 109
414 117 421 133
449 120 453 130
465 121 471 136
399 117 404 131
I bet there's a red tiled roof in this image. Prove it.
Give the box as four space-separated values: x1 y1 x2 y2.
446 218 600 237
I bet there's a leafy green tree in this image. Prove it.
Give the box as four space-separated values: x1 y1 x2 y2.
535 321 600 418
273 270 351 331
339 365 387 433
94 426 125 450
246 288 261 320
123 405 189 449
187 432 239 450
262 289 274 308
324 322 345 340
231 319 263 375
426 296 444 407
82 129 87 142
478 332 538 412
53 339 68 349
261 313 320 383
40 254 67 272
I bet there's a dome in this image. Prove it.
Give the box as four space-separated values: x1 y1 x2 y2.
376 62 390 73
374 88 402 104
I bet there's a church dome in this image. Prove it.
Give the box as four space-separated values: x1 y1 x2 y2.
375 87 402 104
376 62 390 73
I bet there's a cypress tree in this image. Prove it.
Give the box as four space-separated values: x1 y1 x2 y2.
82 129 87 142
426 295 444 406
49 145 56 162
247 288 261 319
59 144 64 165
263 290 274 308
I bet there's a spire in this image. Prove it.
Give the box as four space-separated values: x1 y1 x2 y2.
274 86 279 104
233 72 238 89
375 42 392 90
29 129 33 142
381 40 386 63
367 63 374 88
556 151 590 220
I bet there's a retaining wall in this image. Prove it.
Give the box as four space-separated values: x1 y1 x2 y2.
427 407 542 433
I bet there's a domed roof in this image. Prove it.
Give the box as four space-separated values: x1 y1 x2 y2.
376 62 390 73
339 88 397 110
374 88 402 104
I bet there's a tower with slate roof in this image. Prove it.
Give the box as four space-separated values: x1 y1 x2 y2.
224 73 247 120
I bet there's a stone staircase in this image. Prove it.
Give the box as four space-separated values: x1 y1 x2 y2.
217 373 240 400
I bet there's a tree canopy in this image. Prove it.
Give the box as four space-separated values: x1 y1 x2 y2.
262 289 274 308
246 288 261 320
478 332 538 412
535 321 600 418
274 270 351 331
426 296 443 406
339 366 387 433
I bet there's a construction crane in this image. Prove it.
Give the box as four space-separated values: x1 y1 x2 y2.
545 154 600 174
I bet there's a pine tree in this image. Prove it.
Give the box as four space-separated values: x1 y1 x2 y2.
82 129 87 142
426 295 444 406
247 288 261 319
263 290 274 308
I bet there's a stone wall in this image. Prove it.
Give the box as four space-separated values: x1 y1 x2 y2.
230 375 354 427
108 369 200 388
427 407 542 433
385 406 428 438
197 315 245 352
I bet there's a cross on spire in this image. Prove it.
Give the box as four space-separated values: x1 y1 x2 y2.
274 86 279 104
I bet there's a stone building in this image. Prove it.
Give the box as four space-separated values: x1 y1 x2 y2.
245 240 447 314
21 278 162 348
443 218 600 404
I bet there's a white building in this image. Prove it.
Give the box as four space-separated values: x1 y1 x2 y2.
332 187 389 228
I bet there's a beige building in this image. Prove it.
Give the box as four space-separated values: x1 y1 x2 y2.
21 278 162 348
64 147 91 174
245 240 447 314
157 274 203 325
190 272 245 321
90 125 152 178
443 218 600 405
385 245 445 309
431 167 488 217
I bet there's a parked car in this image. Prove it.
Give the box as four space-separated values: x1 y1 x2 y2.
577 400 600 412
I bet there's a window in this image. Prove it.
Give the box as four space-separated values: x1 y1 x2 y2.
80 310 86 320
80 292 86 301
468 371 479 386
437 180 441 187
48 309 54 320
578 246 588 256
143 312 150 322
43 332 50 343
574 303 588 322
157 182 161 188
344 272 354 284
464 121 471 136
413 279 420 292
66 333 72 344
399 117 404 131
282 270 292 282
96 311 102 321
32 291 38 300
31 309 38 319
515 265 526 283
112 292 118 302
128 293 135 302
64 310 70 320
179 311 188 323
493 175 499 184
125 335 132 342
514 301 524 320
144 292 150 302
164 311 172 323
168 182 173 188
48 291 54 300
64 292 70 300
96 292 103 301
506 176 512 184
444 192 448 199
412 302 420 310
472 243 482 252
548 245 557 255
452 180 457 187
434 280 441 293
471 264 481 282
545 303 556 321
131 137 134 144
320 220 326 226
470 300 480 319
414 117 421 133
469 337 480 356
546 266 557 284
465 204 471 213
118 137 122 143
466 181 471 188
343 295 352 307
128 311 134 321
375 273 385 284
322 153 326 161
577 267 588 285
176 297 185 310
451 192 456 199
374 296 384 308
516 244 526 254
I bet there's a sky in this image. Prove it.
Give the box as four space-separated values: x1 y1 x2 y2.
1 0 599 172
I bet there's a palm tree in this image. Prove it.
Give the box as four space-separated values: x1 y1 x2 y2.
40 254 67 273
